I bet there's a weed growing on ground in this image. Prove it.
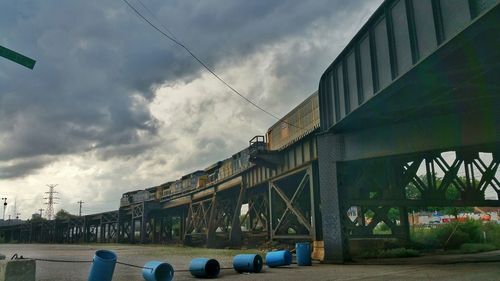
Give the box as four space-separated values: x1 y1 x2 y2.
411 220 500 251
359 248 420 259
482 222 500 248
459 243 496 254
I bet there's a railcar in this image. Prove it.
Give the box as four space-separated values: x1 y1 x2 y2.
120 189 155 207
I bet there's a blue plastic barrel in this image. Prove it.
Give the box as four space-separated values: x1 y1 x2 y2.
296 242 312 266
87 250 117 281
265 250 292 267
233 254 263 273
189 258 220 278
142 261 174 281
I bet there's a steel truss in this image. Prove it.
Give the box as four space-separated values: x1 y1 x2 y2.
269 165 316 240
184 188 241 247
340 147 499 240
240 190 269 233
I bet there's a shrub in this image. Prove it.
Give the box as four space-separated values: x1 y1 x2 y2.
411 227 441 250
459 243 496 254
434 220 482 249
482 222 500 247
373 223 392 235
379 248 420 258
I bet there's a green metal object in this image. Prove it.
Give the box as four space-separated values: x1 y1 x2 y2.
0 45 36 69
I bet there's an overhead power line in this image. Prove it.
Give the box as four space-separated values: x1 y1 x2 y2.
135 0 179 41
121 0 302 129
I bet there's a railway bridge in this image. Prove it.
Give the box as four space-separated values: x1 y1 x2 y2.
1 0 499 263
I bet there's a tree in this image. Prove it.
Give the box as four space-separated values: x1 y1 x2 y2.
55 209 76 220
30 213 46 222
406 175 475 216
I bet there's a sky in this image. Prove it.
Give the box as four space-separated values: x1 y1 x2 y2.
2 1 496 220
0 0 384 219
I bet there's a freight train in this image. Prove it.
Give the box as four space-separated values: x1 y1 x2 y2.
120 92 319 207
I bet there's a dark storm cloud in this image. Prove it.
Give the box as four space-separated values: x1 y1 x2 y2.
0 157 52 179
0 0 380 179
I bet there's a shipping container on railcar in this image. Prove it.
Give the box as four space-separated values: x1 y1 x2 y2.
175 170 207 193
181 174 191 190
266 92 319 151
172 179 183 195
160 181 174 198
231 148 251 174
145 186 161 201
218 158 233 181
191 170 207 189
205 161 221 185
132 189 154 203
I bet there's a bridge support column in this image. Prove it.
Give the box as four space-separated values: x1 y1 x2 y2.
229 185 245 247
317 134 350 263
140 204 147 244
180 208 186 242
117 210 123 243
206 195 218 247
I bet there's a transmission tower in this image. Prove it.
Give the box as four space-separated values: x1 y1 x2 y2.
44 184 59 220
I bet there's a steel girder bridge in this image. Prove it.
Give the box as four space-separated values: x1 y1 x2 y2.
0 134 321 247
0 93 322 247
0 1 498 264
317 0 499 262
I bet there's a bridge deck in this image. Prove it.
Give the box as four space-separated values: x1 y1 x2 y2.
319 0 499 133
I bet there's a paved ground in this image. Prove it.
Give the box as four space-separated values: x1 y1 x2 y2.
0 244 499 281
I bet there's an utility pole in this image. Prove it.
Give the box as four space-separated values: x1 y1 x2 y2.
16 213 21 220
38 208 44 218
77 200 84 217
44 184 59 220
1 198 7 221
12 198 17 221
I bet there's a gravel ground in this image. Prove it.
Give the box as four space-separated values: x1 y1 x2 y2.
1 244 499 281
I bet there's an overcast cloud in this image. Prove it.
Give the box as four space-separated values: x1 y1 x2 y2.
0 0 383 218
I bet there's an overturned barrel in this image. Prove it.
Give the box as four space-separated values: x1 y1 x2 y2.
296 242 312 266
87 250 117 281
142 261 174 281
233 254 263 273
189 258 220 278
265 250 292 268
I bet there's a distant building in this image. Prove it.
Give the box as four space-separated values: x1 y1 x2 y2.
0 219 24 227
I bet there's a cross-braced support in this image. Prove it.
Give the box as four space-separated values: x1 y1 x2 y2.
319 137 499 263
184 187 242 247
241 189 269 234
184 197 214 245
269 165 316 240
